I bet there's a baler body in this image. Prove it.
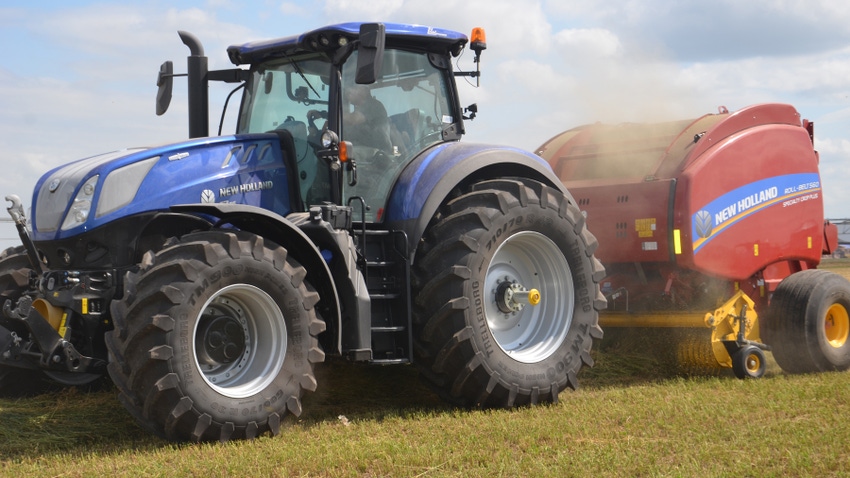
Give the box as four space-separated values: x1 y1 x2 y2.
536 103 850 378
538 104 834 312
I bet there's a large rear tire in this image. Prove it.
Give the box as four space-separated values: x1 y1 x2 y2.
413 179 605 407
106 231 325 442
764 269 850 373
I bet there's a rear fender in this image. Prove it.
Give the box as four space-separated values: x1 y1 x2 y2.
385 142 572 261
169 203 342 353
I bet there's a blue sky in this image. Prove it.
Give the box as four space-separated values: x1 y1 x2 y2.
1 0 849 249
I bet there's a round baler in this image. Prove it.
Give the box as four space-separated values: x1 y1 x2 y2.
537 103 850 378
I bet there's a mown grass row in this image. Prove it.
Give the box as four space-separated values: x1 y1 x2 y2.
2 354 848 477
2 260 849 476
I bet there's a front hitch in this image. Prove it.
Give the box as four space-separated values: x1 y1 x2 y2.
2 295 105 374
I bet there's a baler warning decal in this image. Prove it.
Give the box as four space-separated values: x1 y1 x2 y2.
635 218 656 238
691 173 821 253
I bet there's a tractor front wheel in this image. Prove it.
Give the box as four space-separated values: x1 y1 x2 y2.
106 231 325 442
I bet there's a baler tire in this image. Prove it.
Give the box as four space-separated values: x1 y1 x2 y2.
731 345 766 379
412 178 605 407
105 231 325 442
764 269 850 374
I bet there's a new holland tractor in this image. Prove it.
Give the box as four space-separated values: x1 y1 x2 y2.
0 23 605 441
537 104 850 379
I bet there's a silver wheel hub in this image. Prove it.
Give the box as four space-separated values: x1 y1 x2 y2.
484 231 574 364
194 284 287 399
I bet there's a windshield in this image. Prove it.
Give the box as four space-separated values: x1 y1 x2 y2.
238 56 332 205
238 56 331 134
342 48 453 221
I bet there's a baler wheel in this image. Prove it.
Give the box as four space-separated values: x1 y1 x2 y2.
106 231 325 442
824 303 849 349
413 178 605 407
764 269 850 374
731 345 766 379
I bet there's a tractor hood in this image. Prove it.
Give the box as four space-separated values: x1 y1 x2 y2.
31 134 292 241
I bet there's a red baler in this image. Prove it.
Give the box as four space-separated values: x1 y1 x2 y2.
538 104 848 378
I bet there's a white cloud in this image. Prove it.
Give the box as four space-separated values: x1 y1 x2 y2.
554 28 621 60
677 44 850 117
816 136 850 157
814 136 850 218
323 0 404 19
0 0 849 247
323 0 554 57
546 0 850 61
0 4 258 210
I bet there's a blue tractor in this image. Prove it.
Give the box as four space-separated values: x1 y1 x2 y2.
0 23 605 441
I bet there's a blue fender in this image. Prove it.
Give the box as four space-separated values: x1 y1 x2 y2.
170 203 342 352
385 142 573 261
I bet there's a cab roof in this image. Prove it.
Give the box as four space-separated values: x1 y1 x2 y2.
228 22 469 66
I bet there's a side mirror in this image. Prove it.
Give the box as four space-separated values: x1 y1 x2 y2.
156 61 173 116
355 23 385 84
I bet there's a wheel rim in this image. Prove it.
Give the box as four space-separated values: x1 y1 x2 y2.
824 303 849 349
194 284 286 399
484 231 573 363
745 351 762 374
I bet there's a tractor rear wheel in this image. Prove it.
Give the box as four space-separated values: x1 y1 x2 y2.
764 269 850 374
106 231 325 442
413 178 605 407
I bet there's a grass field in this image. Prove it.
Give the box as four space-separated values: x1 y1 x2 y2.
2 261 849 477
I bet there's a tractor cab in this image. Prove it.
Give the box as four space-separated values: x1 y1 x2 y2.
233 42 458 221
160 23 483 222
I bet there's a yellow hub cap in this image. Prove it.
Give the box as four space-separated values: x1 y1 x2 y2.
824 303 849 349
745 352 762 373
527 288 541 306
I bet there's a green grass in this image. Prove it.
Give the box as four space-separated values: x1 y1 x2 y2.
2 357 848 477
3 259 849 476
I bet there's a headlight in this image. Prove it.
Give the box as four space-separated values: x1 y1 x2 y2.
321 130 339 148
96 156 159 218
60 175 98 231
